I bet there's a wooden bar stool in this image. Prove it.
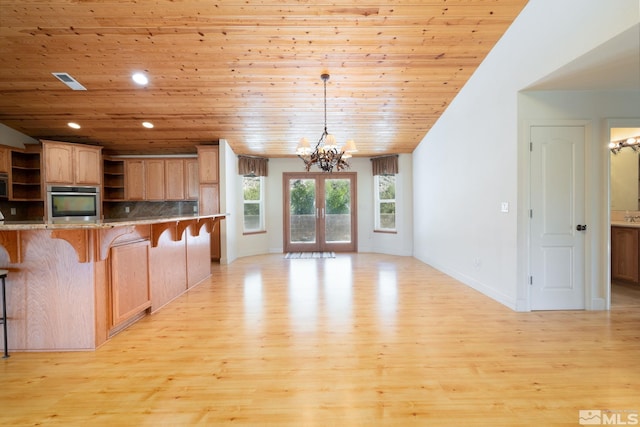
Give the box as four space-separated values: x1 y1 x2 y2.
0 269 8 358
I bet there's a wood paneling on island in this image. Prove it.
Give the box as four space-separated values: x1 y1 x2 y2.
0 214 226 351
1 230 97 350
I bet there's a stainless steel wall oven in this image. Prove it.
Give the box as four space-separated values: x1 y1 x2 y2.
47 185 100 223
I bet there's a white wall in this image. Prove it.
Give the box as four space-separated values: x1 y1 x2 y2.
368 154 413 256
611 143 639 211
219 139 239 265
413 0 640 310
0 124 38 148
231 155 414 258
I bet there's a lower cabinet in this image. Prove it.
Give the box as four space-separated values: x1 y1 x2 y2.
110 240 151 327
611 226 640 284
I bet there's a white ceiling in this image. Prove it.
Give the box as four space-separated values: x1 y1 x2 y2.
526 23 640 91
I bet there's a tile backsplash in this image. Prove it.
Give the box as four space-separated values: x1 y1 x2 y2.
0 200 44 221
103 201 198 219
0 200 198 221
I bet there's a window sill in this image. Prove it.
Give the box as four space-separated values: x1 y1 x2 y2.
374 229 397 234
243 230 267 236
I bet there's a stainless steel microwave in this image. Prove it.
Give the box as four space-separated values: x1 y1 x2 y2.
47 185 100 223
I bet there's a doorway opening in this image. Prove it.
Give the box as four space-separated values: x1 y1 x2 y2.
609 124 640 308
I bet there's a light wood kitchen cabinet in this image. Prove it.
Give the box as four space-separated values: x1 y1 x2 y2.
197 145 219 183
145 159 165 201
165 159 185 200
199 184 219 215
115 157 197 201
110 240 151 327
103 158 125 201
199 183 221 260
125 159 145 200
0 146 10 173
611 226 640 284
10 147 42 201
196 146 221 259
185 159 199 200
42 140 102 186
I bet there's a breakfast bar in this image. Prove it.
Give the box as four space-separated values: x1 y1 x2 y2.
0 214 226 352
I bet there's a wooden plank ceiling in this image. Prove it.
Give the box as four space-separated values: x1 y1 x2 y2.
0 0 528 156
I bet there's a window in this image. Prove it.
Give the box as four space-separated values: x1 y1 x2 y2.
374 174 396 232
243 176 264 233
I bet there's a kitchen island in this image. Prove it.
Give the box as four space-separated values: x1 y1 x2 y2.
0 214 226 351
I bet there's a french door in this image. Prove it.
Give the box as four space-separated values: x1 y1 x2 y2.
283 172 357 253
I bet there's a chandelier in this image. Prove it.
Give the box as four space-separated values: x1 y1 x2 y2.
609 135 640 154
296 73 357 172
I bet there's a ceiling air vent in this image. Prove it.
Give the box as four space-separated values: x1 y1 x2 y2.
51 72 87 90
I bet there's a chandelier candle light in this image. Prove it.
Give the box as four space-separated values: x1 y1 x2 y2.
296 73 357 172
609 135 640 154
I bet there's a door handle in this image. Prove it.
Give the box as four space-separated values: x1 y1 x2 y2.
576 224 587 231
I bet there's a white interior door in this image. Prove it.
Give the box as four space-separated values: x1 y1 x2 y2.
530 126 586 310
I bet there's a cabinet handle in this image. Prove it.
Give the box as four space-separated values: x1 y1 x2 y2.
576 224 587 231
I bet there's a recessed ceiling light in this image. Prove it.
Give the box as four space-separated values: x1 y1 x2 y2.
68 122 81 129
132 72 149 85
142 121 154 129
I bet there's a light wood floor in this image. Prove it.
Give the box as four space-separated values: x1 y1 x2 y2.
2 254 639 426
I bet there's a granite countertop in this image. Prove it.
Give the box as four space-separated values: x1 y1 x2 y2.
0 213 228 230
611 221 640 229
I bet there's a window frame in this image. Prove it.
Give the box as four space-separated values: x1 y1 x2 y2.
374 174 397 233
242 175 266 234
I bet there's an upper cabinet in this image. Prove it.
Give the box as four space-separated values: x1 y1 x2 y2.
196 145 220 218
125 159 145 200
117 157 197 201
103 158 125 201
0 146 10 174
10 146 42 201
197 145 218 184
42 140 102 186
145 159 165 201
185 159 199 200
165 158 185 201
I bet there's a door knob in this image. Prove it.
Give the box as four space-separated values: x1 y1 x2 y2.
576 224 587 231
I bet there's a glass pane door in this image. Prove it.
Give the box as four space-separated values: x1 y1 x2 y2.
324 178 351 244
284 173 357 253
288 178 317 246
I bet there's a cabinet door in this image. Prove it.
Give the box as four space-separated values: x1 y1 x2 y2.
43 142 74 184
199 183 219 215
145 159 165 200
125 160 145 200
611 227 640 283
185 159 199 200
165 159 185 200
211 222 221 260
197 146 219 183
110 241 151 326
0 147 10 173
74 145 102 185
